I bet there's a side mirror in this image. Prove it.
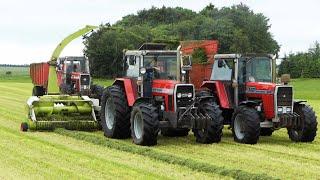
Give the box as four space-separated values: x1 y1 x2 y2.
181 56 192 71
218 59 224 68
281 74 290 85
129 56 136 65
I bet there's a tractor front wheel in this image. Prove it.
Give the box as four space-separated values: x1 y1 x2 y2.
288 104 317 142
100 85 131 139
130 103 159 146
232 106 260 144
193 100 223 143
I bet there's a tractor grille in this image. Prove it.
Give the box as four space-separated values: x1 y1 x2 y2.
80 74 90 86
276 86 293 107
175 85 194 108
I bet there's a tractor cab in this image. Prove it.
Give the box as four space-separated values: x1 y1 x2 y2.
210 54 276 107
202 53 317 144
123 43 191 98
57 56 91 95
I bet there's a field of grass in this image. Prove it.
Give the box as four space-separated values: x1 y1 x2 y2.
0 70 319 179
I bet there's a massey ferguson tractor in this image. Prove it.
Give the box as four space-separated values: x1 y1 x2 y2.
31 56 103 98
200 53 318 144
100 43 224 146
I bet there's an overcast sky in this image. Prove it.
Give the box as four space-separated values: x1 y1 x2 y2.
1 0 320 64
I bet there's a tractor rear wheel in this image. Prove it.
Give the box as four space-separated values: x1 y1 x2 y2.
32 86 45 96
130 103 159 146
260 128 273 136
232 106 260 144
100 85 131 139
161 128 189 137
288 104 317 142
193 100 223 143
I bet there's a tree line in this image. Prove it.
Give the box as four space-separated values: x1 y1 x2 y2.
84 4 279 78
278 42 320 78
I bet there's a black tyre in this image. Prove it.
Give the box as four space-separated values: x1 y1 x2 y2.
161 128 189 137
260 128 273 136
91 84 104 104
100 85 131 139
130 103 159 146
20 122 28 132
288 104 317 142
193 100 224 143
32 86 45 96
232 106 260 144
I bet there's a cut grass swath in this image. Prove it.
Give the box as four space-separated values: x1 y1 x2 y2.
55 129 276 180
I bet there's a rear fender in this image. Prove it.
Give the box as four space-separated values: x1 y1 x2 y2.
133 97 153 107
239 100 260 107
113 78 138 107
201 81 230 108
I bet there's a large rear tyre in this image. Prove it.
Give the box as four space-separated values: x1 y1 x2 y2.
130 103 159 146
32 86 45 96
193 100 223 143
100 85 131 139
260 128 273 136
232 106 260 144
161 128 189 137
288 104 317 142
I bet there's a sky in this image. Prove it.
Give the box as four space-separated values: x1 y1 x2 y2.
1 0 320 64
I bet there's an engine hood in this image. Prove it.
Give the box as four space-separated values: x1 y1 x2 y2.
246 82 276 94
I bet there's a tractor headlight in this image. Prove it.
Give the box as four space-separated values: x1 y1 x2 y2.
286 107 292 113
187 93 192 98
177 93 182 98
140 68 146 74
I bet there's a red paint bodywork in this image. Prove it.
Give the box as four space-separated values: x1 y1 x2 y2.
201 81 230 109
114 78 178 112
114 78 138 107
202 81 277 119
245 82 276 119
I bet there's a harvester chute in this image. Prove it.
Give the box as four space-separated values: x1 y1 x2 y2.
21 25 99 131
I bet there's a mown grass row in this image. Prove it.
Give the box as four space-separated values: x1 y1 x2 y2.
55 129 275 180
0 82 228 179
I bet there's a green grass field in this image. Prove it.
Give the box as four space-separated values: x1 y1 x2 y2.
0 68 319 179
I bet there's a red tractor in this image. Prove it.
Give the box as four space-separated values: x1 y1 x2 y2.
200 54 317 144
30 56 103 99
100 43 224 146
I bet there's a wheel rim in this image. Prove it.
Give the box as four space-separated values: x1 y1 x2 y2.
134 112 143 139
104 97 115 130
234 115 245 140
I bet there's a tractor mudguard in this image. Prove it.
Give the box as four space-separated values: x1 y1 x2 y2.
133 97 154 106
239 100 260 107
201 81 230 108
294 100 307 105
113 78 138 107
